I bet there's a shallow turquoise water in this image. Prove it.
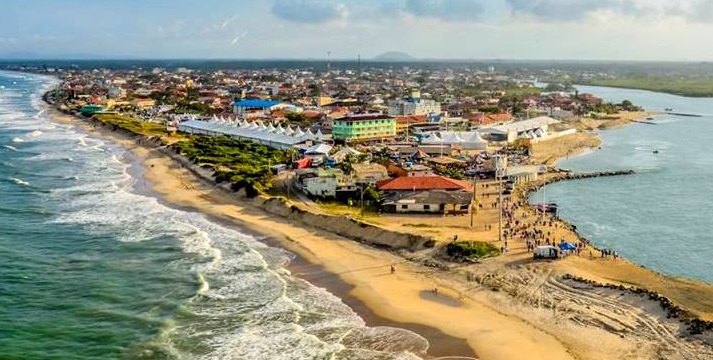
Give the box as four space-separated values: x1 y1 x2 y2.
532 85 713 284
0 72 429 360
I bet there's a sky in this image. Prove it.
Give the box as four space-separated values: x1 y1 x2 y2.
2 0 713 60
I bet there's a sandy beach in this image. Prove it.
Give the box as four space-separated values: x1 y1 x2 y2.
45 106 713 360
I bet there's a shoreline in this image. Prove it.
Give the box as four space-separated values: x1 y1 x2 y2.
40 100 713 359
41 106 479 359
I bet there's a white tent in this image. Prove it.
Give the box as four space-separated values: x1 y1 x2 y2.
440 131 464 145
421 133 442 144
462 132 488 150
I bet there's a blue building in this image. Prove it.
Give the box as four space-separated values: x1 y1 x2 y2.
232 99 282 116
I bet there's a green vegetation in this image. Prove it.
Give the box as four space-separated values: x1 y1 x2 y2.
93 114 169 137
581 76 713 98
446 241 501 260
94 113 287 198
171 136 290 197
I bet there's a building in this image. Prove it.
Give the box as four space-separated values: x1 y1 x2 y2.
505 165 546 184
295 168 354 198
387 98 441 117
333 114 396 143
481 116 560 143
382 190 472 214
232 99 282 116
377 175 473 215
377 175 471 192
132 98 156 108
394 115 428 135
352 163 389 185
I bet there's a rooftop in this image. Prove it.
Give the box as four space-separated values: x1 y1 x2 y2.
232 99 282 108
337 114 394 122
377 175 471 191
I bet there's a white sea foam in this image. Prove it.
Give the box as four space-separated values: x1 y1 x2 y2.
11 137 24 143
28 130 43 138
3 145 17 151
10 177 29 186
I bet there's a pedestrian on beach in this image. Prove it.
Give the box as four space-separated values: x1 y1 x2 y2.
390 265 395 274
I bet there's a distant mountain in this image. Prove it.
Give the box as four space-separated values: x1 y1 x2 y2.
373 52 417 62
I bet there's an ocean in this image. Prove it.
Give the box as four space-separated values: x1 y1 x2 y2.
532 84 713 284
0 72 429 359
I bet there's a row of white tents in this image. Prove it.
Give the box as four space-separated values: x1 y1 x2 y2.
420 131 488 150
178 116 326 150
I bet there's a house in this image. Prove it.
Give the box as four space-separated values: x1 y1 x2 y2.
505 165 542 184
377 175 471 192
377 174 473 214
382 190 472 214
352 163 389 185
395 115 428 134
132 98 156 108
295 168 353 198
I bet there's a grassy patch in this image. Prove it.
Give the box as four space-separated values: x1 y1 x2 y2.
403 223 435 228
94 113 169 137
170 135 290 197
446 241 501 260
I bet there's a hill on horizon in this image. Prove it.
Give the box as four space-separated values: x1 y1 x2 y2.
373 51 416 61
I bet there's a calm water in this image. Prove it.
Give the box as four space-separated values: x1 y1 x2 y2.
0 72 428 359
532 85 713 284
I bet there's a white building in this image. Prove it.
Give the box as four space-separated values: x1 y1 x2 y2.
387 98 441 117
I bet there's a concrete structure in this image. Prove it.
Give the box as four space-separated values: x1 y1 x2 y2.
295 168 351 198
232 99 282 116
505 165 543 184
481 116 560 143
333 114 396 142
388 97 441 117
352 163 389 185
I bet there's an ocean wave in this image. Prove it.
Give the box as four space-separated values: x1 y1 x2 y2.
3 145 18 151
9 177 30 186
11 137 24 143
28 130 43 138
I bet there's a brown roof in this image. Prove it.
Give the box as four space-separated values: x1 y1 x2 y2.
377 176 471 191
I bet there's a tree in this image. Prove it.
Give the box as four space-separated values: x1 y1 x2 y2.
340 153 356 174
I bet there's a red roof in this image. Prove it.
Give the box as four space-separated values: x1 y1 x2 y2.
395 115 428 124
377 176 471 191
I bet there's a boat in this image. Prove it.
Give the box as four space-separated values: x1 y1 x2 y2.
665 108 674 112
646 117 654 120
533 202 558 214
653 150 660 154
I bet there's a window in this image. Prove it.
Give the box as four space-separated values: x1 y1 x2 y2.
401 205 408 210
423 205 430 210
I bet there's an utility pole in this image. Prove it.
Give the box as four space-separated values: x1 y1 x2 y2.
494 155 505 244
470 175 477 227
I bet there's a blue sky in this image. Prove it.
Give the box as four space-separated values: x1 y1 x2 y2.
1 0 713 60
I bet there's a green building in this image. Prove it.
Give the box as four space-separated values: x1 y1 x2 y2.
333 114 396 142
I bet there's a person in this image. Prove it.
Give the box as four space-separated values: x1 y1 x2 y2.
390 265 395 274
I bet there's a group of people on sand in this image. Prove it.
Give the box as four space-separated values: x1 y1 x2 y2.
601 248 619 259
